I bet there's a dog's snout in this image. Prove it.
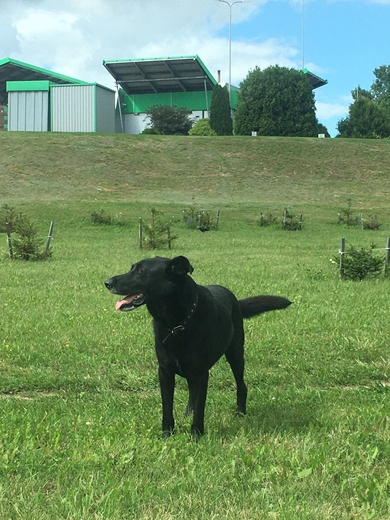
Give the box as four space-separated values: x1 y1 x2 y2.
105 278 113 290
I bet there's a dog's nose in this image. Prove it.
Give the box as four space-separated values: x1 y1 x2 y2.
104 279 113 290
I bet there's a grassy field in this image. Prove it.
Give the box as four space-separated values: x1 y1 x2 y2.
1 132 390 519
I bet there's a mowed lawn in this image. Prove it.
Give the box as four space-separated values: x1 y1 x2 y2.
1 133 390 519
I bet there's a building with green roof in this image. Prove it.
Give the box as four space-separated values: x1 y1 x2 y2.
0 56 327 134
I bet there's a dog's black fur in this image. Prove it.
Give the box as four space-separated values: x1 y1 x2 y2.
105 255 291 438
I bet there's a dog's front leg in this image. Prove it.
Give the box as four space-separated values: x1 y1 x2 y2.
188 370 209 439
158 366 175 437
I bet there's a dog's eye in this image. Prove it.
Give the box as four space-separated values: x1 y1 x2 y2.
135 267 143 275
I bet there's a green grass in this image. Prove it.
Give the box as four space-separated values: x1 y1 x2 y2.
1 133 390 518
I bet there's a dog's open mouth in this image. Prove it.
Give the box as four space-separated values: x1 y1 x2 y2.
115 293 145 312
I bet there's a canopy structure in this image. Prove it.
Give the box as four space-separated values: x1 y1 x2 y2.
302 68 328 89
103 55 216 95
0 57 84 104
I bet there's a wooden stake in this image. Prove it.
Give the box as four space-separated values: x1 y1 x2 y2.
5 222 13 259
385 237 390 277
45 221 54 255
216 210 220 230
339 238 345 279
139 218 143 249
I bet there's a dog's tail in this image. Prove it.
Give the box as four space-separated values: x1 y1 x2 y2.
239 295 292 319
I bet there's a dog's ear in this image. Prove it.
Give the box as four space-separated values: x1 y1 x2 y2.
166 256 194 277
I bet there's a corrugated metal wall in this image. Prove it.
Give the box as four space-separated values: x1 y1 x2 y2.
51 85 95 132
8 91 49 131
96 86 115 133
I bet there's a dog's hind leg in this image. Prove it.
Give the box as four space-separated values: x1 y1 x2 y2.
158 366 175 437
225 320 247 415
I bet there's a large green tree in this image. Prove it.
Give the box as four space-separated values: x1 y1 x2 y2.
371 64 390 112
209 84 233 135
234 65 318 137
337 81 390 139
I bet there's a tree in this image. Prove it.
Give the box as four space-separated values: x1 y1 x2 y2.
371 65 390 112
146 104 193 135
209 85 233 135
317 123 330 137
337 87 390 138
234 65 318 137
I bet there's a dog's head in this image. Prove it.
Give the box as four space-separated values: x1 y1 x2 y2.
105 255 194 312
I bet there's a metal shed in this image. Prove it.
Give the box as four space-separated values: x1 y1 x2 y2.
50 83 115 133
2 58 115 133
7 80 50 132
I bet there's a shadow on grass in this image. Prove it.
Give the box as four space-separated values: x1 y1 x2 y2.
205 387 326 440
248 392 323 434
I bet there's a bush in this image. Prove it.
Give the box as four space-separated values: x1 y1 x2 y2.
335 244 384 281
362 214 381 230
12 214 51 260
182 200 219 231
257 208 303 230
283 208 303 231
189 119 217 136
141 127 160 135
90 210 113 225
258 212 278 227
146 105 193 135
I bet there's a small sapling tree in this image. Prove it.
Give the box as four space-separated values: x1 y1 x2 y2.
182 199 219 231
12 214 51 260
334 243 384 280
140 208 177 250
338 198 359 227
258 212 278 227
0 204 17 233
283 208 303 231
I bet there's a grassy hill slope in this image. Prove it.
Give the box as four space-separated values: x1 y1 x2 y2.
1 132 390 212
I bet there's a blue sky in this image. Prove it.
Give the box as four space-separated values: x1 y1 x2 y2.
2 0 390 136
217 0 390 136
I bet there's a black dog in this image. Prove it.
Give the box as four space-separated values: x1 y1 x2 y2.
105 256 291 438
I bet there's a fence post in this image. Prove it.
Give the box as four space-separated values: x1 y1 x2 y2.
45 221 54 255
215 210 220 230
5 222 13 259
138 218 143 249
385 237 390 277
260 212 264 226
339 238 346 279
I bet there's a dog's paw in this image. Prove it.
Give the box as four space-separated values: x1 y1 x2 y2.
162 429 174 439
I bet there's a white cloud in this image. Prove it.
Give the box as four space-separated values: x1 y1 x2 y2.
0 0 297 88
316 101 349 120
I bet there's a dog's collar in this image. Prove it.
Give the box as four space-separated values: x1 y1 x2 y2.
162 294 198 344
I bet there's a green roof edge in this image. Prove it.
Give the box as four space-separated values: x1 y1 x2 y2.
102 55 217 87
0 57 85 85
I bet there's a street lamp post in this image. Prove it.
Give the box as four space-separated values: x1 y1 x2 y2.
218 0 243 108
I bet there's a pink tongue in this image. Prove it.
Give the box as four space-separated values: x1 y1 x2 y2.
115 297 134 311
